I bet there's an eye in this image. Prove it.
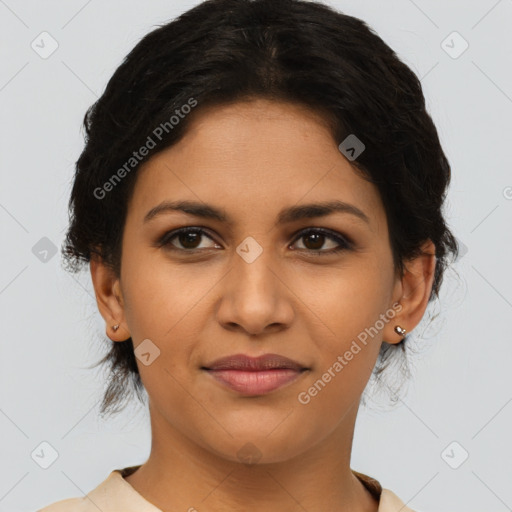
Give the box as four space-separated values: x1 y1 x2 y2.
290 228 352 254
158 227 220 251
157 226 353 255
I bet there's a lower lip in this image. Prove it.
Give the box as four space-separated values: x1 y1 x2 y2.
205 369 305 396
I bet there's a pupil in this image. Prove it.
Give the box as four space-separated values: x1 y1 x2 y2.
180 232 200 248
305 233 324 250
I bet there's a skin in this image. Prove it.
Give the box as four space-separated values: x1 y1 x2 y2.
90 98 436 512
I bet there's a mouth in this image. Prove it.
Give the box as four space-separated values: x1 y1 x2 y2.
201 353 309 396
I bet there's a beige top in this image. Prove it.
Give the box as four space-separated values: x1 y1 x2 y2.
37 465 416 511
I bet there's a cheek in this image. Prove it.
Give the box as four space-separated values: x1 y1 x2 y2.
305 256 392 331
299 298 386 420
120 264 201 410
120 251 213 381
306 261 392 384
121 249 204 339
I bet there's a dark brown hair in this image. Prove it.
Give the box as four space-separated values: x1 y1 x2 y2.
62 0 459 417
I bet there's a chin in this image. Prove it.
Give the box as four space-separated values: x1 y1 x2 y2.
201 429 312 466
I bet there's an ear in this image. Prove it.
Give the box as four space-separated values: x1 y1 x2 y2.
383 239 436 345
90 254 130 342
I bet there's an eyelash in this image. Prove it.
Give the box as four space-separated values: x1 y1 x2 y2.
157 226 353 255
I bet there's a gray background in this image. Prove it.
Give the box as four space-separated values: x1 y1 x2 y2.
1 1 511 511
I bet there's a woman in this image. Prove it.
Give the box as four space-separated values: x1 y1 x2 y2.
38 0 458 510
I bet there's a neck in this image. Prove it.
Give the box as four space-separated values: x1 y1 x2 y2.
124 400 379 512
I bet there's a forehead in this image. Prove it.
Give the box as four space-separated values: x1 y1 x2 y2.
127 99 385 230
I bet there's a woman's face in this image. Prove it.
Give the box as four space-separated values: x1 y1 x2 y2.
99 99 411 463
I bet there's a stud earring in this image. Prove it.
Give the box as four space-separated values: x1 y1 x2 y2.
112 324 120 332
394 325 406 336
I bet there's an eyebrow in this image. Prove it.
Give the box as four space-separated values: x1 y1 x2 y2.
143 199 370 225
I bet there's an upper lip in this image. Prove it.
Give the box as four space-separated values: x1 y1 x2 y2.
203 353 307 371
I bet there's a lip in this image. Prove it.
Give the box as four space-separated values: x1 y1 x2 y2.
202 353 309 396
204 353 306 371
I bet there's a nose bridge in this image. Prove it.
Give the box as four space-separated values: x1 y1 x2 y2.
217 234 293 334
232 234 278 302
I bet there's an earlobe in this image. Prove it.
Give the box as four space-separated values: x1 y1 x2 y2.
384 240 436 345
89 254 130 342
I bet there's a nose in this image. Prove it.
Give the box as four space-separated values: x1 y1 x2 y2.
215 245 295 336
